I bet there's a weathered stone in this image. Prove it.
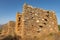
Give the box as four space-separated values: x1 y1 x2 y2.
15 4 59 40
0 3 59 40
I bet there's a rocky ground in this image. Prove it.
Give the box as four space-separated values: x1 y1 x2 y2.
0 32 60 40
0 24 60 40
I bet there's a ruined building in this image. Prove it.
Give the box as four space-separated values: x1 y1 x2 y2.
0 21 15 40
15 4 58 40
0 4 59 40
8 21 15 36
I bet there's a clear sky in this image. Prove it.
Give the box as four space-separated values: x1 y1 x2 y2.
0 0 60 25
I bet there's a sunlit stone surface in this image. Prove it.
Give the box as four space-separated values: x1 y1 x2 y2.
0 3 59 40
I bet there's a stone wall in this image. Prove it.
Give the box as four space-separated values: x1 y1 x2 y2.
0 21 15 40
15 12 23 40
15 4 58 40
0 3 58 40
8 21 15 36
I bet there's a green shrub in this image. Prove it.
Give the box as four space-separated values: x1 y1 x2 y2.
58 25 60 31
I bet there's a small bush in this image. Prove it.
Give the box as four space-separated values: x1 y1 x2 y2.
58 25 60 31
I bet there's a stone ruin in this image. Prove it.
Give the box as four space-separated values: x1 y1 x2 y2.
15 3 58 40
0 3 59 40
0 21 16 40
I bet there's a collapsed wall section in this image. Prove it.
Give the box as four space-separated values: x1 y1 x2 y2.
15 12 23 40
8 21 15 36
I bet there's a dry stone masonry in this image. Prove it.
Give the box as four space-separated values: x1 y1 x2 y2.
15 12 23 40
8 21 15 36
0 21 15 40
15 3 59 40
0 3 59 40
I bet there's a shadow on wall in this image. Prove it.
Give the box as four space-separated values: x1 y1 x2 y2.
2 35 21 40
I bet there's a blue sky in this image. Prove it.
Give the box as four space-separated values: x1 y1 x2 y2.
0 0 60 25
